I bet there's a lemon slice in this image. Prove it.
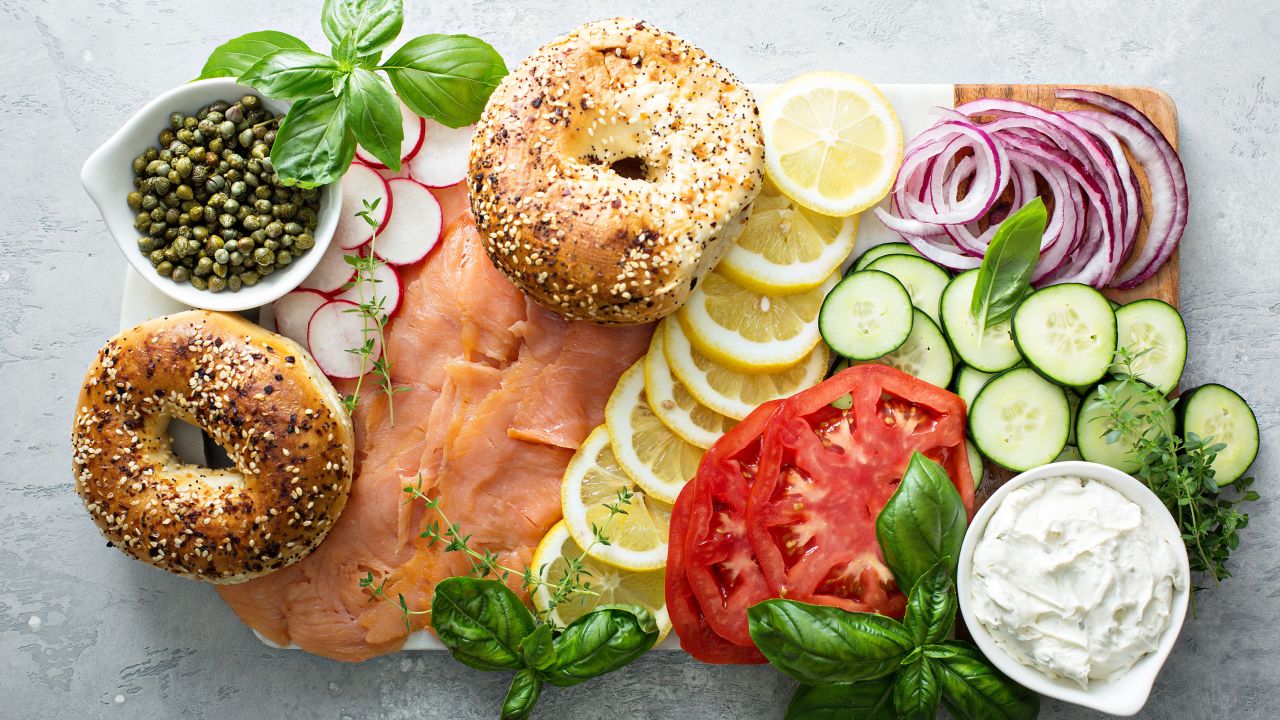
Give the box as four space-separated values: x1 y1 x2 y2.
644 331 737 448
661 317 830 420
531 520 671 641
560 426 672 571
762 72 903 216
605 361 704 504
717 181 859 295
677 269 836 373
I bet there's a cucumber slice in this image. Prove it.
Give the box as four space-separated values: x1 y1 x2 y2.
1055 445 1083 462
860 309 955 388
1111 298 1187 394
820 270 914 360
970 367 1070 471
966 438 984 491
1076 377 1174 473
940 270 1021 373
1178 384 1259 485
1013 283 1117 386
865 254 950 324
954 365 995 411
852 241 922 272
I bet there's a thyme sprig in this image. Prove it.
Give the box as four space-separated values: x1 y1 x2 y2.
340 197 407 423
1097 348 1259 609
359 474 635 630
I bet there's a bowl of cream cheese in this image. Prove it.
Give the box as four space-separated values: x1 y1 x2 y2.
957 461 1191 717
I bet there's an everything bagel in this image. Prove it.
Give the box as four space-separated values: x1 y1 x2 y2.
469 17 764 325
71 310 353 584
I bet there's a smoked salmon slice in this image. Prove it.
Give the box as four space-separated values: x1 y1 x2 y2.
217 186 653 661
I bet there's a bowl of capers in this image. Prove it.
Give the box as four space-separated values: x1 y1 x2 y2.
81 78 340 312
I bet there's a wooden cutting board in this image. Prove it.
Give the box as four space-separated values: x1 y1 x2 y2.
954 84 1181 504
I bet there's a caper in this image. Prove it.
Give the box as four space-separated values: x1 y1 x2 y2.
148 221 166 235
241 94 260 109
207 191 227 207
195 256 213 276
133 214 151 232
218 213 237 229
230 180 247 197
126 191 143 209
171 265 190 283
253 247 273 265
165 208 180 225
225 104 243 124
255 185 273 200
169 141 189 157
144 147 159 161
163 191 180 208
230 250 244 266
241 215 261 232
190 275 207 291
244 173 260 188
174 157 193 178
208 137 224 154
295 233 315 251
214 248 230 265
156 260 174 277
217 120 235 139
224 198 241 215
237 237 255 253
250 144 268 160
238 128 255 147
150 177 171 195
141 194 159 211
169 111 184 129
264 238 280 252
149 249 165 266
212 261 228 278
263 129 276 145
159 129 175 146
132 156 147 174
251 228 267 243
183 116 199 131
240 270 260 286
190 165 207 185
176 185 193 201
159 149 173 162
276 250 292 266
150 208 166 222
136 236 158 253
176 128 194 144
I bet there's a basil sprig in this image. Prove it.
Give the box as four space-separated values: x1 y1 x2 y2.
970 197 1048 336
198 0 506 187
749 452 1040 720
430 577 659 719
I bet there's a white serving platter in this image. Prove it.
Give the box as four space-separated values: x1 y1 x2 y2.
116 83 956 652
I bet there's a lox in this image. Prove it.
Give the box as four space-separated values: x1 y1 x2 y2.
666 364 974 663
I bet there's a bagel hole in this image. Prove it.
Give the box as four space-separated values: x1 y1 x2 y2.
608 156 650 181
168 417 235 470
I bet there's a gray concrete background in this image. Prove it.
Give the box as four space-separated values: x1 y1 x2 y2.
4 0 1278 717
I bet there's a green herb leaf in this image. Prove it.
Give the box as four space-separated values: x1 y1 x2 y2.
970 197 1047 335
500 668 543 720
270 94 355 188
931 642 1040 720
344 67 404 170
383 35 507 127
197 31 310 80
875 452 968 593
322 0 404 55
894 649 942 720
430 577 535 672
240 49 345 100
903 560 957 647
748 600 914 685
543 604 659 687
519 623 557 673
785 680 896 720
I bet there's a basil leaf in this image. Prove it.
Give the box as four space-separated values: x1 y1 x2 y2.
876 452 967 593
430 577 535 672
785 680 896 720
748 599 914 685
383 35 507 128
499 668 543 720
903 560 957 647
543 604 658 687
240 49 344 101
270 94 356 188
519 623 557 673
322 0 404 55
932 642 1040 720
344 67 403 170
197 31 310 80
894 649 941 720
970 197 1047 335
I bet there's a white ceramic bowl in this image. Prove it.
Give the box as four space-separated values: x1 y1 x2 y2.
82 78 340 312
957 460 1191 717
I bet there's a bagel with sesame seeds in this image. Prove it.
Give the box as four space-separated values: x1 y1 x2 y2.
70 310 353 584
469 17 764 325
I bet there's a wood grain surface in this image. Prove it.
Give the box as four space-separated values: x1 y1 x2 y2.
953 84 1180 504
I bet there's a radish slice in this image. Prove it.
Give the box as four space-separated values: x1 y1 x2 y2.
335 261 403 318
300 237 356 293
355 103 427 169
408 120 474 187
272 289 329 345
307 300 381 380
335 163 392 250
372 178 443 266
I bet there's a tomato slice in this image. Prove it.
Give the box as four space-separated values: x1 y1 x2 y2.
665 480 765 664
680 400 782 647
746 365 972 616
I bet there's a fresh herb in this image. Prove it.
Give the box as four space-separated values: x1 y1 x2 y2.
198 0 506 187
970 197 1047 336
1097 348 1259 600
749 452 1039 720
339 198 405 420
358 477 653 718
